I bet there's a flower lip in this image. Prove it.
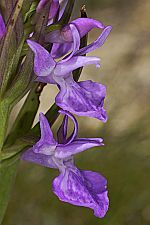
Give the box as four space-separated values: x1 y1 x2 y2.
52 166 109 218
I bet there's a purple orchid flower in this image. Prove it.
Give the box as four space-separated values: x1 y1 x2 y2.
0 13 6 40
22 110 109 218
46 18 112 59
27 32 108 121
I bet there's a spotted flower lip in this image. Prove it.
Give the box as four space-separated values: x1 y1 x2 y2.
0 13 6 40
22 110 108 218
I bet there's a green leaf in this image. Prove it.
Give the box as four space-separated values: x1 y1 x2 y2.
5 83 46 146
0 99 11 151
23 1 37 23
2 137 35 162
0 38 25 96
0 0 24 96
0 157 19 224
0 136 35 224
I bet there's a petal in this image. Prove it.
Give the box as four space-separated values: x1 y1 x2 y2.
57 109 79 145
33 113 57 155
55 138 103 159
49 0 59 20
80 170 109 218
27 40 56 77
75 26 112 56
57 115 68 144
36 75 57 84
37 0 59 17
39 113 56 143
36 0 49 13
55 56 100 77
46 30 65 43
80 170 107 193
58 0 68 20
50 23 80 59
71 18 105 38
51 42 73 58
0 13 6 39
60 24 80 61
52 167 109 218
56 77 107 122
58 109 78 145
21 148 57 168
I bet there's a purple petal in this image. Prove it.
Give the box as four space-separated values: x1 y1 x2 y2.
50 23 80 59
57 115 68 144
49 0 59 20
0 13 6 40
55 138 103 159
39 113 56 143
49 18 104 43
55 56 100 77
47 19 111 58
21 148 57 169
71 18 105 38
51 42 73 59
37 0 59 19
36 0 49 12
33 113 57 155
46 30 65 43
58 109 78 145
60 24 80 61
27 40 56 78
75 26 112 56
56 77 107 122
58 0 68 20
52 167 109 218
80 170 107 193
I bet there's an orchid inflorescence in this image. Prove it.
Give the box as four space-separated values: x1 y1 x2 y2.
0 0 112 220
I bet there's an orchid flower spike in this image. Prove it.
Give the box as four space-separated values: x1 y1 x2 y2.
27 40 107 122
22 110 109 218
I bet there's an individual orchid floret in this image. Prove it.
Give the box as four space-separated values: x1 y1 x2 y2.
27 40 107 122
22 110 109 218
46 18 112 58
0 13 6 40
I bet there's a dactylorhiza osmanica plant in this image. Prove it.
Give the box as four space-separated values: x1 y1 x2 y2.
0 0 112 223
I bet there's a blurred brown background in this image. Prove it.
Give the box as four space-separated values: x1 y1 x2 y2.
2 0 150 224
